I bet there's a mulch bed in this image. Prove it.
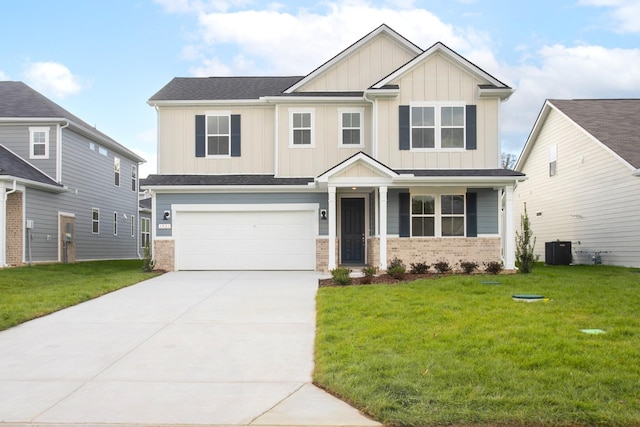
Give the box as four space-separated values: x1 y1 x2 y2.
319 272 440 287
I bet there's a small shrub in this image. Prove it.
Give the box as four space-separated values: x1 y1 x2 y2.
142 241 155 272
410 262 430 274
361 266 377 284
331 267 352 286
515 203 539 273
484 261 504 275
387 257 406 280
433 260 452 274
459 260 479 274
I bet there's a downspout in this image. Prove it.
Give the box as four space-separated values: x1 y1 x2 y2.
1 180 18 267
363 91 377 159
56 121 70 183
274 103 279 177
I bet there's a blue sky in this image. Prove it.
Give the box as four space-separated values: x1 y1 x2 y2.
1 0 639 177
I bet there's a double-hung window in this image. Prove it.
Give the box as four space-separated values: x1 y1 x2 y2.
549 144 557 177
29 127 49 159
207 114 230 156
92 208 100 234
339 108 363 147
290 109 314 147
131 165 137 191
114 157 120 186
411 104 465 149
141 217 150 248
410 194 465 237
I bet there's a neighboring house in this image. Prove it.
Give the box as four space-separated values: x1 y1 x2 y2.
515 99 640 268
0 81 146 267
143 24 525 272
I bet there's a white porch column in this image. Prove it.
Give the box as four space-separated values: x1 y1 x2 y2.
0 189 6 267
379 186 388 271
503 185 516 270
327 186 337 271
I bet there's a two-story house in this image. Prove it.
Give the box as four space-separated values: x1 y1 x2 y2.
143 24 525 272
0 81 146 267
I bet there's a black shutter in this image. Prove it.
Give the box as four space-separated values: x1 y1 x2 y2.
466 192 477 237
195 115 205 157
399 105 410 150
466 105 477 150
230 114 241 157
399 192 410 237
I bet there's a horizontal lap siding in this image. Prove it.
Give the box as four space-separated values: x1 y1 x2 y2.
0 124 58 179
515 109 640 267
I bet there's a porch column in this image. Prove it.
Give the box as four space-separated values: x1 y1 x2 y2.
379 186 388 271
503 185 516 269
328 186 337 270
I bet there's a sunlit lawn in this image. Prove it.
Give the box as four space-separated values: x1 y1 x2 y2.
315 265 640 426
0 260 161 331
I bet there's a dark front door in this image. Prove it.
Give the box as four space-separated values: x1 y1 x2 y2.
341 198 365 264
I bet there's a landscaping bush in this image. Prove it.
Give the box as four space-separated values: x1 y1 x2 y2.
459 260 479 274
410 261 430 274
387 257 406 279
330 267 352 286
142 241 155 272
515 203 539 273
433 260 452 274
484 260 504 275
361 266 377 284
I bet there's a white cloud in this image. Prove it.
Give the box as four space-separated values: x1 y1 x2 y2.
579 0 640 33
23 61 83 98
500 43 640 154
0 70 9 80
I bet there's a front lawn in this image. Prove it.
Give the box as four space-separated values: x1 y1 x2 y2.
0 260 161 331
315 265 640 426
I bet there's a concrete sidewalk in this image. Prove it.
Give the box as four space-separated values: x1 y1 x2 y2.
0 271 380 427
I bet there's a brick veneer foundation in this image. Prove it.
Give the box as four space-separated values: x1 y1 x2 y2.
153 239 175 271
6 192 23 266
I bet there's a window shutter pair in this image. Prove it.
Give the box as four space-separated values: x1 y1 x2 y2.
195 115 241 157
398 105 477 150
398 192 477 237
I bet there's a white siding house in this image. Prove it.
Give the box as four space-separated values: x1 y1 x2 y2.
515 99 640 267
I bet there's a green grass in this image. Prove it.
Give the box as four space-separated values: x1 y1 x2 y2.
0 260 161 331
315 265 640 426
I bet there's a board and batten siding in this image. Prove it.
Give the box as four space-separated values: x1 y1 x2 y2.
515 108 640 267
157 106 275 175
155 192 328 238
376 53 500 170
24 127 140 262
298 32 418 92
0 124 58 179
276 103 372 177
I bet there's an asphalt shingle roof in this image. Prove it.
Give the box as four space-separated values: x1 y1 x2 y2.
0 145 62 188
550 99 640 169
149 77 305 101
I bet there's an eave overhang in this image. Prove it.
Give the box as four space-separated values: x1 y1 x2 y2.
0 175 66 193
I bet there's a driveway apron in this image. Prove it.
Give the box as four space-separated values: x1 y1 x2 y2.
0 271 380 426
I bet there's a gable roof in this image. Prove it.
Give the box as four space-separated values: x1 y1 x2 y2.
517 99 640 171
284 24 422 94
149 76 303 102
372 42 513 99
0 81 145 163
0 145 63 191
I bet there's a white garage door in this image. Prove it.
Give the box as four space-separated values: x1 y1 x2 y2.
174 206 316 270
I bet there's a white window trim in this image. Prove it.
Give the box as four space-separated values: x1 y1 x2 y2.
29 126 50 159
410 102 466 151
92 208 100 234
141 217 150 248
114 157 120 187
289 108 315 148
131 165 137 192
205 111 231 158
338 107 364 147
549 144 557 177
113 211 118 236
410 191 466 238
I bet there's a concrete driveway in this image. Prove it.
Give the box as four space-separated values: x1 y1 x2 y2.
0 271 380 426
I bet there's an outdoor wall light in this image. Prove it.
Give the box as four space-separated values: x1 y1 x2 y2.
163 210 171 220
320 209 327 220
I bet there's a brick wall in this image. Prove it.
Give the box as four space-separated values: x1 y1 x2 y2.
316 237 340 272
6 192 23 266
386 237 502 269
153 239 175 271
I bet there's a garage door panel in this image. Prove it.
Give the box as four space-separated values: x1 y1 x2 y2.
175 209 316 270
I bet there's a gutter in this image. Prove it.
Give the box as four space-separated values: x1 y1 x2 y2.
56 121 70 182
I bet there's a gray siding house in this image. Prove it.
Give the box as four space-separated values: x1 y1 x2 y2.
515 99 640 267
143 25 525 272
0 81 146 266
